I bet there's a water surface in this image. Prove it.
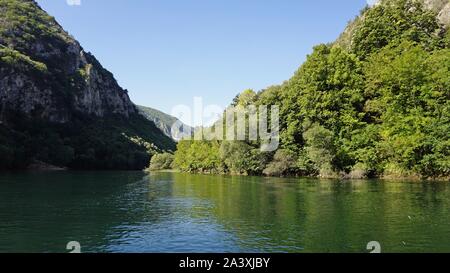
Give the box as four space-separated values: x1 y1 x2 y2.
0 171 449 253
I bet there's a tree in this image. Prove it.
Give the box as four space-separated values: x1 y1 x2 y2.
263 150 297 177
174 140 223 173
220 141 267 175
236 89 257 107
281 44 365 173
303 123 337 178
148 153 174 171
351 0 442 58
364 42 450 178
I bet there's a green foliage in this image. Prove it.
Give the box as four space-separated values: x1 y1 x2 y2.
281 44 365 171
351 0 443 58
263 150 297 177
346 124 383 177
174 140 223 173
174 0 449 180
257 85 282 107
363 42 449 178
220 141 267 175
444 29 450 48
0 0 67 46
302 123 338 178
0 45 47 73
0 125 30 169
174 139 268 175
0 113 175 170
236 89 257 107
148 153 174 171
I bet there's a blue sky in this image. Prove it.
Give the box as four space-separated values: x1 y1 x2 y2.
36 0 369 125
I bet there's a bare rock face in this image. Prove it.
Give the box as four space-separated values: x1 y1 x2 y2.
423 0 447 11
70 50 137 118
0 0 137 123
422 0 450 27
437 3 450 27
0 69 62 121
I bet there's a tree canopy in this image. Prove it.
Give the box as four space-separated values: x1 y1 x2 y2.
173 0 449 180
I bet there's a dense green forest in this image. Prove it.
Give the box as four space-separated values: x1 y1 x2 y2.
173 0 450 180
0 112 175 170
148 152 175 171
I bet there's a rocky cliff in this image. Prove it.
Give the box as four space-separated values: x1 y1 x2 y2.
0 0 175 170
0 0 136 123
424 0 450 26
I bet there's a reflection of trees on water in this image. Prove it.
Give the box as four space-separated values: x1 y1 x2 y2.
169 173 450 253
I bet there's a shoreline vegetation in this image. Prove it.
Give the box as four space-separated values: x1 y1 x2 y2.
26 160 68 171
168 0 450 182
146 169 450 182
148 151 449 182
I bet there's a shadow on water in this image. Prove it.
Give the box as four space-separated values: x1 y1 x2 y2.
0 171 153 253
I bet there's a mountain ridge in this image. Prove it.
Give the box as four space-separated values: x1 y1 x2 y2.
137 105 192 141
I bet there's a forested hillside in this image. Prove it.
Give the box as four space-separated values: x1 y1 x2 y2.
174 0 449 180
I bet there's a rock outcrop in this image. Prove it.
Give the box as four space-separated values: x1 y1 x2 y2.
0 0 137 123
137 105 193 141
0 0 175 170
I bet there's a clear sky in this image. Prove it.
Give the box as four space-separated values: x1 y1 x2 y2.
36 0 370 126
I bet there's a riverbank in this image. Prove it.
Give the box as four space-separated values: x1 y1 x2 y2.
149 169 450 182
26 161 68 171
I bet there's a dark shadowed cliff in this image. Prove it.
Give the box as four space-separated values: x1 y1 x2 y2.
0 0 175 170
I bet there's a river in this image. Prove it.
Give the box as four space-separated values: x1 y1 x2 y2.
0 171 449 253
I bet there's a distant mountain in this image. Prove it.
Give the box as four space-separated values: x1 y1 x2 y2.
137 105 192 141
0 0 175 170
